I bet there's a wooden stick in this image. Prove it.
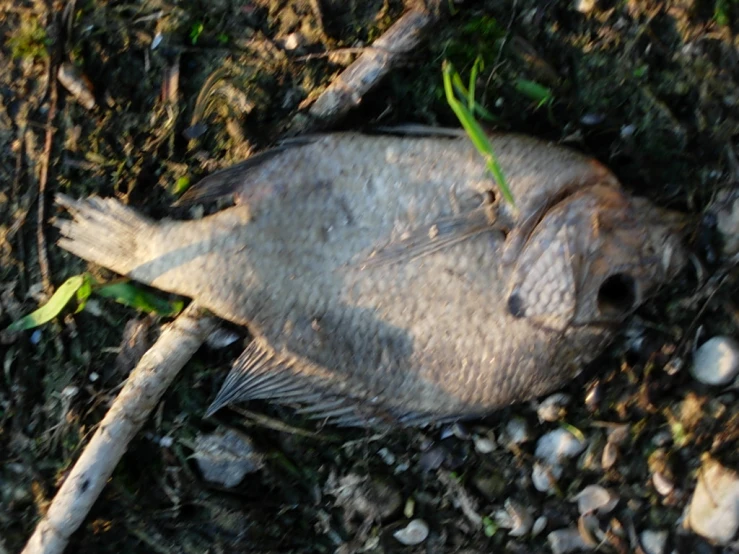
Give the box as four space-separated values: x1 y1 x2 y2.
22 304 218 554
303 8 437 126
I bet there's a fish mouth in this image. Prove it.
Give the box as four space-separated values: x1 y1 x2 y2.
596 272 640 319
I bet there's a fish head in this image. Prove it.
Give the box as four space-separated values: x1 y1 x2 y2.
506 185 687 330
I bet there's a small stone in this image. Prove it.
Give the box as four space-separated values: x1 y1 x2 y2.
535 429 587 466
193 429 263 488
537 393 571 422
574 485 619 516
61 385 79 399
639 529 668 554
687 457 739 545
377 447 396 465
532 515 548 537
282 32 304 51
328 473 402 522
547 527 592 553
573 0 597 14
620 124 637 138
580 113 605 126
691 336 739 386
393 519 429 546
473 436 496 454
606 424 629 446
505 417 531 445
494 499 533 537
57 63 96 110
652 471 675 496
601 442 618 470
532 461 563 493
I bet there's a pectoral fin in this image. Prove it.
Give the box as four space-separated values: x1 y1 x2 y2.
357 207 504 270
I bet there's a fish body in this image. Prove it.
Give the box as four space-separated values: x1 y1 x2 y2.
56 132 686 426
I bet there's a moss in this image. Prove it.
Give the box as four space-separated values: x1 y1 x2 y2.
6 18 50 60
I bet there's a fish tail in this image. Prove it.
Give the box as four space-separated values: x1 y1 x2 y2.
54 194 152 276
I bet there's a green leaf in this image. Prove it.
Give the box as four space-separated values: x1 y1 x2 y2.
75 273 94 313
173 176 191 195
95 282 184 316
5 275 85 331
190 21 204 45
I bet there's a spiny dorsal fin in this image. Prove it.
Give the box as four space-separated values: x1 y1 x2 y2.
175 138 314 207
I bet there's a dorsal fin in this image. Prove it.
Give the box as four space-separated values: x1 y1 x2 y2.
174 138 314 207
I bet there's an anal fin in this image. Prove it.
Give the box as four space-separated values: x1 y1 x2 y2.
205 340 390 427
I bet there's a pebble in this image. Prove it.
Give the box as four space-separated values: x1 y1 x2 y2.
535 428 587 466
547 527 592 553
573 0 597 14
505 417 531 445
532 515 548 537
691 336 739 386
687 457 739 545
192 429 263 488
651 471 675 496
536 393 571 422
532 461 563 493
393 519 429 546
282 32 305 51
473 436 496 454
494 499 533 537
639 529 668 554
57 63 96 110
601 442 618 470
574 485 619 516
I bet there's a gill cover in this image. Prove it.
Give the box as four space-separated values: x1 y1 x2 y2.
505 185 676 331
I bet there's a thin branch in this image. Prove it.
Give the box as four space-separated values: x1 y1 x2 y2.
292 8 437 131
22 304 218 554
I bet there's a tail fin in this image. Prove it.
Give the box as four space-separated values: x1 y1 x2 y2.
54 194 153 276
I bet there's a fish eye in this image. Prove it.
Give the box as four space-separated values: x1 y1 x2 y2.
597 273 637 318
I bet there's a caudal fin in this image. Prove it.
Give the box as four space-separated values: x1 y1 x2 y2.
55 194 153 276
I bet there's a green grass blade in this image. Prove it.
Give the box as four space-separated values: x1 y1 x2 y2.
468 56 484 111
443 61 515 207
95 281 184 316
5 275 86 331
513 78 553 109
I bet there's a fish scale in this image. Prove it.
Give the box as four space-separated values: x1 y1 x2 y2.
55 131 686 426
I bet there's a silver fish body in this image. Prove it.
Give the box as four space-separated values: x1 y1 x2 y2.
56 132 686 426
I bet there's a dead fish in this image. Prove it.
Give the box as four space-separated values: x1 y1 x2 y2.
55 130 687 426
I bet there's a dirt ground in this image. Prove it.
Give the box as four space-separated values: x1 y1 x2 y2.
1 0 738 552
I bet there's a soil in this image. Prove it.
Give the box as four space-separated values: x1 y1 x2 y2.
1 0 738 552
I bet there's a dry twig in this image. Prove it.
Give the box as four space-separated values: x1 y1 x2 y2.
22 305 218 554
294 8 437 130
